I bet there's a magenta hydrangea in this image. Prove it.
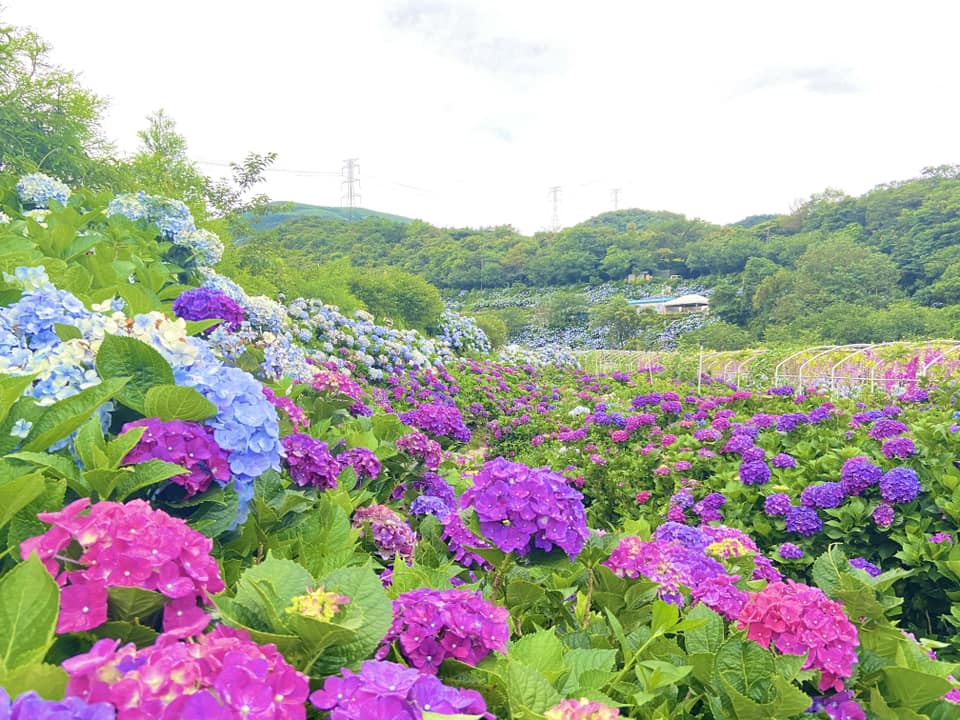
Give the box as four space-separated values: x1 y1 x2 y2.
737 580 859 692
377 588 509 671
460 457 589 559
262 386 309 433
21 498 223 636
352 504 417 562
339 446 382 481
172 287 244 330
545 697 620 719
399 402 471 443
396 430 443 470
62 626 309 719
281 433 342 489
122 418 231 496
309 660 487 719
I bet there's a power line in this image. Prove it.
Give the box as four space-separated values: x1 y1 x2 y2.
341 158 361 220
548 186 561 231
611 188 621 211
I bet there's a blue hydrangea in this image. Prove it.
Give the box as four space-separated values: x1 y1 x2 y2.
16 173 71 207
436 310 491 354
785 505 822 536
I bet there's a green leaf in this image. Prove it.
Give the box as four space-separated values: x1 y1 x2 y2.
0 471 48 530
7 451 81 484
53 323 81 342
0 374 36 427
0 662 68 699
105 426 147 467
812 545 848 598
117 282 159 315
114 459 189 501
720 674 812 720
510 629 565 678
107 587 167 624
95 334 173 413
0 554 60 672
636 659 692 690
143 385 217 422
506 661 562 716
74 416 106 470
882 667 954 710
20 377 128 452
684 604 725 655
651 599 680 635
713 634 777 705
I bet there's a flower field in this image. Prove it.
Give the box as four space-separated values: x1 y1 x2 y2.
1 173 960 719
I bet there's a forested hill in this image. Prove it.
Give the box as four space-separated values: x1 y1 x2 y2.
248 202 414 232
225 165 960 346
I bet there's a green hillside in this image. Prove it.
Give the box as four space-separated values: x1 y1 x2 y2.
249 202 414 232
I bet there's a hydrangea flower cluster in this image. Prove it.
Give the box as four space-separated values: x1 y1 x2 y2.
281 433 342 489
0 689 114 720
498 343 580 370
63 626 309 719
122 418 231 496
737 580 859 691
839 456 882 497
172 287 245 330
339 446 382 481
181 363 282 518
879 467 921 503
396 430 443 470
16 172 71 207
22 498 223 636
262 386 309 432
400 402 471 443
287 586 350 621
377 588 509 671
309 660 487 719
545 698 620 720
352 504 417 562
461 457 589 559
785 505 823 536
434 310 491 354
807 691 866 720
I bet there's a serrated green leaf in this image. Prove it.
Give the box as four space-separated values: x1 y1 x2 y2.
143 384 217 422
0 662 68 699
21 377 128 452
812 545 848 598
114 459 188 501
506 661 562 716
511 629 565 679
713 634 777 704
684 604 725 655
107 587 167 624
0 471 48 530
95 334 173 413
0 554 60 672
882 667 954 710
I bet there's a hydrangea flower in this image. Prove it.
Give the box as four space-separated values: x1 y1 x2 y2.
287 586 350 622
282 433 342 489
764 493 792 517
396 431 443 470
872 503 895 528
339 446 382 481
377 588 509 671
839 456 882 497
63 626 308 719
800 482 844 509
352 504 417 562
737 580 859 691
739 459 771 485
771 452 797 469
309 660 487 719
122 418 231 496
16 172 71 207
545 697 620 719
785 506 822 536
879 467 921 503
400 402 471 443
21 499 223 636
172 287 244 331
777 542 804 560
849 557 882 576
461 457 589 559
0 689 114 720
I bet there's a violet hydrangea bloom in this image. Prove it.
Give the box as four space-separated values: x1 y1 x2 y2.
400 402 471 443
172 287 244 331
849 557 882 576
352 504 417 562
737 580 859 692
310 660 487 719
21 498 223 637
62 626 308 719
0 689 115 720
282 433 342 489
764 493 792 517
460 457 589 559
879 467 921 503
800 482 844 509
777 542 804 560
396 430 443 470
839 456 882 497
739 460 771 486
785 505 822 536
772 452 797 469
807 690 866 720
377 588 509 671
122 418 231 496
339 446 382 481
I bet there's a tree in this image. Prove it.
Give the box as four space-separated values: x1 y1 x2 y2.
589 296 646 349
0 20 115 183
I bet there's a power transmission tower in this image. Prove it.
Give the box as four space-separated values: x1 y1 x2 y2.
341 158 361 220
611 188 621 211
548 186 561 231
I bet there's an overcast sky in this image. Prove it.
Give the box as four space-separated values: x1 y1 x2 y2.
5 0 958 233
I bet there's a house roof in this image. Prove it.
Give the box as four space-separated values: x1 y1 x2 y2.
664 294 709 306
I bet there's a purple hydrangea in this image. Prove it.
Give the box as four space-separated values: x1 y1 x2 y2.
399 403 471 443
0 689 115 720
396 431 443 470
839 456 882 497
785 506 822 536
352 504 416 562
772 452 797 469
739 460 771 486
879 467 921 504
768 385 795 397
807 690 866 720
172 287 244 331
881 437 916 459
742 446 766 462
461 457 589 559
721 434 755 455
776 412 808 433
339 446 382 481
849 557 881 576
652 522 709 550
764 493 792 517
777 542 804 560
377 588 509 671
693 493 726 522
867 419 910 440
872 502 895 528
930 532 954 544
282 433 342 489
800 482 844 509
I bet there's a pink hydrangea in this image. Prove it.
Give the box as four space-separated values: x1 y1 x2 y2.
545 697 619 719
62 626 308 719
21 498 224 636
737 580 858 691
